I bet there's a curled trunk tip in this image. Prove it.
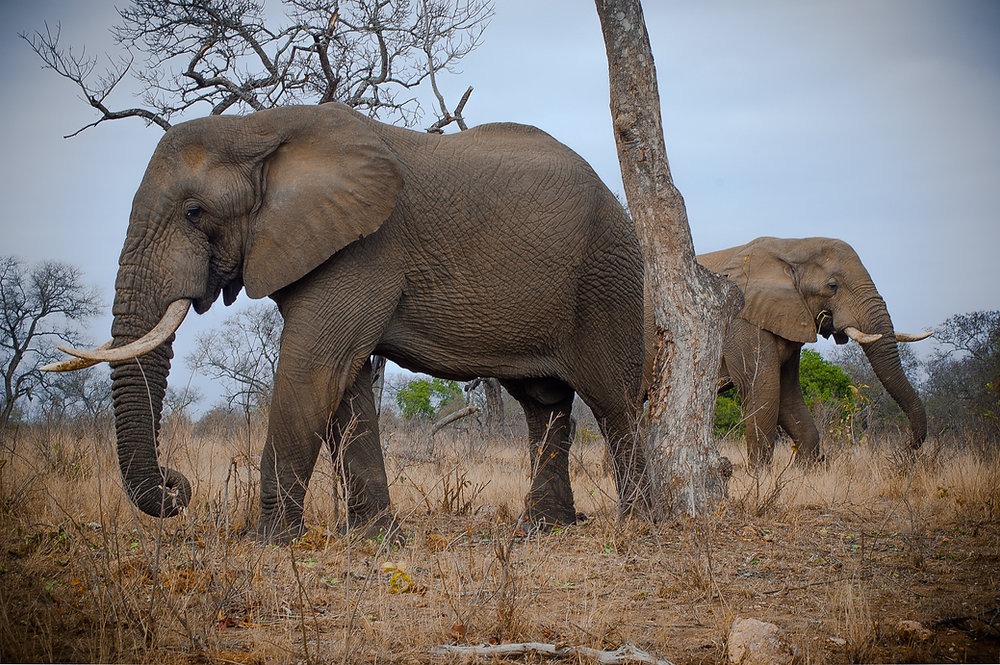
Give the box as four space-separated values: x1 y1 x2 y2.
126 467 193 518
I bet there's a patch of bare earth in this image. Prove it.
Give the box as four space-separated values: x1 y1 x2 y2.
1 424 997 663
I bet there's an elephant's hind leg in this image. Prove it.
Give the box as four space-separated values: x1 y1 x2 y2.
727 325 782 469
584 392 650 520
328 359 401 543
503 378 579 528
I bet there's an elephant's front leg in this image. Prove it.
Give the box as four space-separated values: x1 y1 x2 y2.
255 370 330 543
777 350 822 465
328 359 401 543
257 350 346 543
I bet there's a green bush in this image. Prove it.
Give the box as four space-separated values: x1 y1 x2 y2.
799 348 852 409
714 388 744 438
395 377 464 420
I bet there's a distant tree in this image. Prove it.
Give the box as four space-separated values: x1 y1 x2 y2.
163 385 205 423
0 256 103 429
464 376 504 432
22 0 493 135
797 348 867 445
187 302 281 413
395 377 463 420
36 367 113 432
193 404 250 439
922 310 1000 441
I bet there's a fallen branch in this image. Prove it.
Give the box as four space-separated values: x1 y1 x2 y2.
429 641 674 664
431 405 480 435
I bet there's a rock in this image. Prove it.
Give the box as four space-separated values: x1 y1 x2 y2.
896 619 934 642
728 617 802 665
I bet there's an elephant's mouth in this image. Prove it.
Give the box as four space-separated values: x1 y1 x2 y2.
194 274 244 313
816 310 848 344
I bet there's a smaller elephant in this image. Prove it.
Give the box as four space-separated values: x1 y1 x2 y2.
697 237 930 467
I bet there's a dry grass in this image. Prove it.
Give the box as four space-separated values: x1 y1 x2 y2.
1 421 998 664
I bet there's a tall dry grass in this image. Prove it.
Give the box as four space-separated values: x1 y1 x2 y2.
1 419 997 663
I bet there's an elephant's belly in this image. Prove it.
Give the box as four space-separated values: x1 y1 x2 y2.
376 311 566 382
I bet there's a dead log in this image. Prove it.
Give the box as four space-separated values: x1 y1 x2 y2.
431 405 480 435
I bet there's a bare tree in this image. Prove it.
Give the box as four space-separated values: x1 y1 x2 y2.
0 256 103 429
923 310 1000 442
465 376 503 432
187 302 282 413
36 367 114 432
22 0 493 135
931 310 1000 365
594 1 742 517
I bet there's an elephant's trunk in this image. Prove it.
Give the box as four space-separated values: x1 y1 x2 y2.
856 298 927 449
109 288 192 517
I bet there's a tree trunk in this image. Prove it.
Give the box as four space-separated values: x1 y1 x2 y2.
482 377 504 432
595 0 743 517
371 354 386 416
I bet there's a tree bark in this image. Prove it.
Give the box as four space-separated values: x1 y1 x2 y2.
595 0 743 517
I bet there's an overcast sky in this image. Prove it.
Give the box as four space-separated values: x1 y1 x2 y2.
1 1 998 409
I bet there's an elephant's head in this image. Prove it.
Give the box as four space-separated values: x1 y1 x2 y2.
700 236 928 449
50 104 403 517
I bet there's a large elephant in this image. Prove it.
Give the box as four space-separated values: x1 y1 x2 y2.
48 103 649 542
697 237 929 467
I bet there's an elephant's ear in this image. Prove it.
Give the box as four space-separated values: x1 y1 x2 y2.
243 105 403 299
701 240 817 344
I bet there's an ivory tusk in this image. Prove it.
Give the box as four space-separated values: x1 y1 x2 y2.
894 330 933 342
41 341 113 372
57 299 191 363
843 326 883 344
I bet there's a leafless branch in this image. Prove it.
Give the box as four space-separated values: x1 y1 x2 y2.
431 404 479 435
430 641 675 665
23 0 493 136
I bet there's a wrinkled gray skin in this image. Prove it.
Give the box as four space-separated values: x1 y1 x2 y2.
108 103 648 543
698 237 926 467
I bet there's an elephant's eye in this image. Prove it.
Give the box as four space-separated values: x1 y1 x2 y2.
827 281 839 293
185 204 203 223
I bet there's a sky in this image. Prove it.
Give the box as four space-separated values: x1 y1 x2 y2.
1 1 998 410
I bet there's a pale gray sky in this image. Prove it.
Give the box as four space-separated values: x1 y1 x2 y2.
1 1 998 408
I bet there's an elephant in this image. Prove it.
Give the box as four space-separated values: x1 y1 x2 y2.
697 236 929 467
47 102 650 542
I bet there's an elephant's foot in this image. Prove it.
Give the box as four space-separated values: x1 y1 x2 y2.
746 444 776 471
252 514 307 546
522 495 581 531
343 511 406 548
792 448 825 467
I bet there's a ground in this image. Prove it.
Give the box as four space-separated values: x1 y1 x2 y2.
0 424 997 663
